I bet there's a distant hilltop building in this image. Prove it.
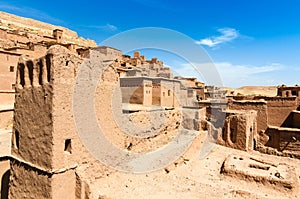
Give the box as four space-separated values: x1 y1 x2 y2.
0 12 96 106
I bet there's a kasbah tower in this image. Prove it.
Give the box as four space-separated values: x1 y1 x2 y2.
10 46 84 198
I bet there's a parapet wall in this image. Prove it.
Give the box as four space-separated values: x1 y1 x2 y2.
265 97 299 127
265 126 300 156
228 100 267 133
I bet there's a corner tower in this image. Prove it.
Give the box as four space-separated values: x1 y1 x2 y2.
9 45 83 198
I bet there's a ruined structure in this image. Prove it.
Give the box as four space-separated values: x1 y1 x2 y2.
221 154 299 193
0 11 299 199
218 110 257 151
8 46 83 198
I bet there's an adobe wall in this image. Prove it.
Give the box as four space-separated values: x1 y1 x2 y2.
281 110 300 129
266 97 298 127
0 130 11 157
154 79 181 108
228 100 267 133
12 56 55 169
0 109 13 130
218 110 257 151
0 92 15 106
120 78 144 105
265 126 300 155
292 111 300 128
182 107 206 131
51 169 76 199
143 80 152 106
152 84 161 106
9 161 52 199
10 46 114 199
0 51 20 91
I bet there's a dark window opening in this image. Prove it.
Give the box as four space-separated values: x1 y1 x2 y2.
9 66 14 72
19 63 25 87
11 84 15 90
14 130 19 149
46 54 52 82
253 139 257 150
64 139 72 154
38 59 43 85
292 90 297 96
230 128 236 143
26 61 34 86
1 169 10 199
168 90 171 96
222 127 226 141
66 61 69 66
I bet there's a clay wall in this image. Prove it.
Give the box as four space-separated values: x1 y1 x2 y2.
228 100 267 133
218 110 257 151
281 111 300 129
152 83 161 106
182 107 206 131
0 29 7 39
9 161 52 199
0 109 13 130
153 79 180 108
143 80 152 106
266 97 298 127
120 78 144 105
6 31 29 44
51 169 76 199
0 51 20 91
292 111 300 128
0 129 11 156
266 126 300 155
12 46 84 170
95 46 122 61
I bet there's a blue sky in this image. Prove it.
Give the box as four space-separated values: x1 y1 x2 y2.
0 0 299 87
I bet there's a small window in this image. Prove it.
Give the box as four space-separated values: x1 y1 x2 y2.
163 92 165 97
12 84 15 89
168 90 171 96
64 139 72 154
230 128 236 143
9 66 14 72
14 130 20 149
292 90 297 96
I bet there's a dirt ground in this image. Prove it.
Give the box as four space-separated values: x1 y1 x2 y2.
86 131 300 199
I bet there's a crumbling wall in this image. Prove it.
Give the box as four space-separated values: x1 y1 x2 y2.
228 100 267 133
9 160 52 199
266 97 298 127
10 46 109 199
218 110 257 151
282 111 300 129
265 126 300 155
182 107 206 131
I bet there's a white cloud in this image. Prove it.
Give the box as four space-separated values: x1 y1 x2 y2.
195 28 239 48
172 62 284 88
86 24 118 32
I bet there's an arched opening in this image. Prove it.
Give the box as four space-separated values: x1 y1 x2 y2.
1 169 10 199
